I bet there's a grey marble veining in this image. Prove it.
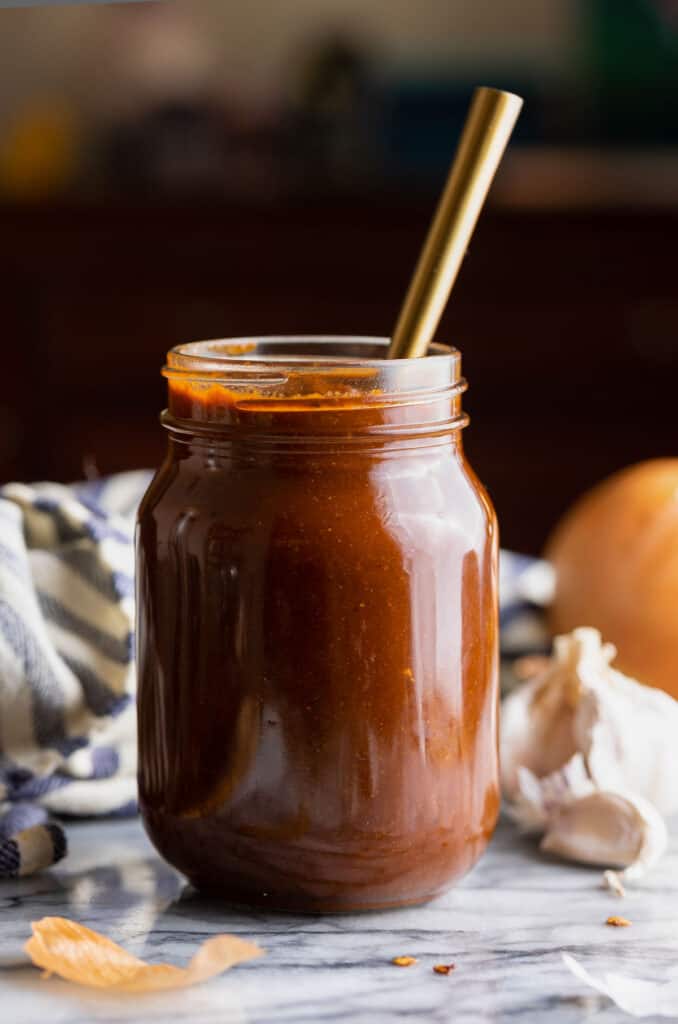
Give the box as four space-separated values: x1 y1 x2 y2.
1 816 677 1023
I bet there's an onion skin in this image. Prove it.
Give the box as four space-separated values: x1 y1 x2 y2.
545 459 678 699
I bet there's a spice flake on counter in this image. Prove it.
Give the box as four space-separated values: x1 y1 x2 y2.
392 956 418 967
606 915 632 927
433 963 456 975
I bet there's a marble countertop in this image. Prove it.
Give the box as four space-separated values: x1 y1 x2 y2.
1 816 676 1024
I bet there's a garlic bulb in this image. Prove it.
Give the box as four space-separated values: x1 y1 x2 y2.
502 628 676 884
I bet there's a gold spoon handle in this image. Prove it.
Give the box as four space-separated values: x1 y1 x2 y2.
388 86 523 360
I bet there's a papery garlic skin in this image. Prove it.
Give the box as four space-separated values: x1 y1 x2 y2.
501 628 676 884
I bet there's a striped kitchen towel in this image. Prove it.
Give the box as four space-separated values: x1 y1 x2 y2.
0 470 550 878
0 472 150 878
499 550 552 659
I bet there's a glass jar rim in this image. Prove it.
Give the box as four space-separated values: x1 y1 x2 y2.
163 336 468 441
164 336 461 396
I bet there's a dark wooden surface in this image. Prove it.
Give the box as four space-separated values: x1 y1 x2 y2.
2 199 677 554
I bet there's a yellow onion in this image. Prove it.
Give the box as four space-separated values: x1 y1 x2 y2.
545 459 678 699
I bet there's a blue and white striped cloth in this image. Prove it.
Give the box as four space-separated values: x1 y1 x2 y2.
0 471 550 878
0 472 151 878
499 550 553 658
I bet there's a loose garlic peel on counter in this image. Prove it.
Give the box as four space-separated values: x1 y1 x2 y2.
25 918 263 991
501 628 677 887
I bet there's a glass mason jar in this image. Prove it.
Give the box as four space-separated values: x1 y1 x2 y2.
136 337 499 912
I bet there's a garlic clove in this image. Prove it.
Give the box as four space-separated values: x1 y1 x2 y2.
540 791 667 878
506 755 595 833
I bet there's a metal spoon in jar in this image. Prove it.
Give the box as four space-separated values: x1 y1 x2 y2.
388 86 523 360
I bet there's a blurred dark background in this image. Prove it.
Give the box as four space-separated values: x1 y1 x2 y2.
1 0 678 553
